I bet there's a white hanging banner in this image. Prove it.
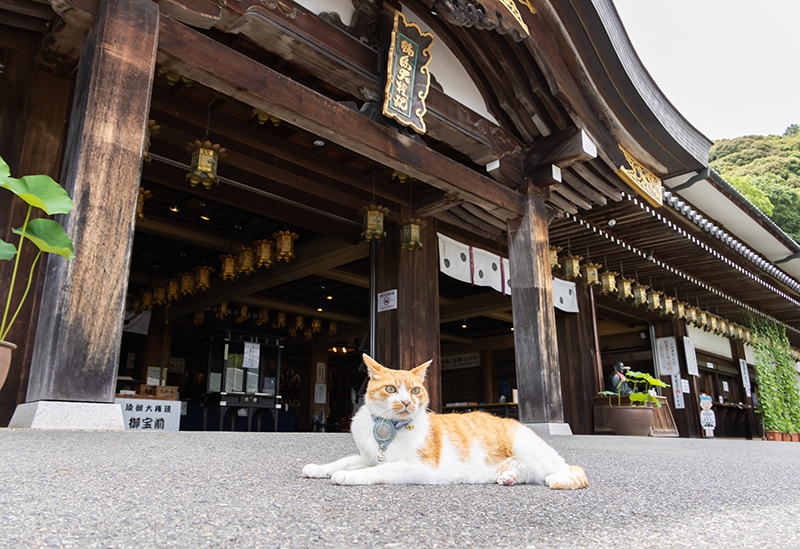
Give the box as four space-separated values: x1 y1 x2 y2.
683 336 699 376
437 233 511 296
671 374 685 409
551 277 578 313
739 359 752 398
438 233 471 284
656 336 680 376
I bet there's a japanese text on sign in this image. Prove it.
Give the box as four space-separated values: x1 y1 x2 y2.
116 398 181 431
656 337 680 376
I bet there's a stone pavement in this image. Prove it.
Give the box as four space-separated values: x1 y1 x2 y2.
0 429 798 548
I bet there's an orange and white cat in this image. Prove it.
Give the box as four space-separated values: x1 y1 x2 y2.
302 355 588 489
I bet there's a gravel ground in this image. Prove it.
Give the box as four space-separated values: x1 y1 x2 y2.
0 429 798 548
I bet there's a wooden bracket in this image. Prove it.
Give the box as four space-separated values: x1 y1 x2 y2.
523 127 597 172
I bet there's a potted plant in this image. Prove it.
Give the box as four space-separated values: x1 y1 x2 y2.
599 371 670 436
0 155 74 391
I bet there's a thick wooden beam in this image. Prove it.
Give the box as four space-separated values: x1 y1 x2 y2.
170 236 369 317
156 0 219 29
25 0 159 404
157 17 523 220
439 291 512 324
523 127 597 172
239 296 364 325
413 190 464 217
507 188 568 432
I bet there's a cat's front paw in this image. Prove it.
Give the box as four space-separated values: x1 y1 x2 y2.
331 470 372 485
302 464 330 478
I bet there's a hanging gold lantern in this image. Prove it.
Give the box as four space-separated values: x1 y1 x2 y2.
167 278 180 302
580 261 602 288
617 278 634 301
272 311 286 328
599 270 618 295
660 295 674 317
220 254 238 281
311 318 322 333
157 66 193 86
549 246 562 271
193 310 205 325
194 265 214 291
253 308 269 326
392 171 410 183
185 139 227 189
632 284 648 307
215 302 228 320
141 289 153 310
304 327 313 340
360 203 390 241
685 306 698 326
706 313 718 333
143 120 161 164
253 108 280 126
180 272 195 296
254 239 274 268
718 318 728 337
287 325 298 338
697 309 708 330
674 301 686 320
236 305 248 323
153 285 167 306
128 297 142 314
295 315 304 331
329 321 338 336
646 289 662 311
237 246 255 275
560 254 583 281
400 218 426 252
137 187 152 220
744 328 752 344
737 324 746 342
273 231 299 262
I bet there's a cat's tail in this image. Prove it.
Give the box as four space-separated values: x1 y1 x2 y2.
546 465 589 490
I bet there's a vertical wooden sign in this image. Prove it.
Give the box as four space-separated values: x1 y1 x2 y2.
382 11 434 134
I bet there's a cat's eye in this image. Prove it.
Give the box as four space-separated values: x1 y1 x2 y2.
411 387 421 395
385 386 397 393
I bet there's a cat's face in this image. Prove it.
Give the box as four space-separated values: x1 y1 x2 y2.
363 354 431 419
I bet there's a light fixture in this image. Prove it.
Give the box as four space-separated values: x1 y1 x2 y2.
272 311 286 328
646 251 655 262
560 254 583 281
236 305 248 323
646 289 662 311
200 204 212 221
219 254 238 281
128 297 142 314
329 321 338 336
256 308 269 326
549 246 562 271
157 66 192 86
311 318 322 333
707 314 718 334
401 217 426 252
193 310 205 325
295 315 304 330
194 265 214 291
599 270 618 295
697 309 708 330
360 203 390 241
606 216 617 228
180 272 195 296
675 301 686 320
273 231 299 262
237 246 255 275
215 302 228 320
141 289 154 310
153 285 167 306
137 187 152 220
254 239 274 268
660 295 674 316
580 261 602 288
632 283 648 307
185 139 227 189
316 304 323 312
143 120 161 164
253 108 280 126
312 138 326 147
461 319 468 329
616 278 634 301
304 327 313 340
167 279 180 302
685 306 698 326
169 204 180 213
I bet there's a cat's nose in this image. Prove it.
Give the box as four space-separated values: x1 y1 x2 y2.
401 399 411 406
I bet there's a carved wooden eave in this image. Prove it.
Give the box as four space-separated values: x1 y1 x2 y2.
433 0 534 42
533 0 713 179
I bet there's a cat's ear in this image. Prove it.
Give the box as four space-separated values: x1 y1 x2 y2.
411 359 433 382
363 354 387 379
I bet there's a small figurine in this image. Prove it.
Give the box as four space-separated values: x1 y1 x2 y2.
606 362 633 396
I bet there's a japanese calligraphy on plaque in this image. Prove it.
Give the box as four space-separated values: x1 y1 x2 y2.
616 145 663 208
382 11 434 134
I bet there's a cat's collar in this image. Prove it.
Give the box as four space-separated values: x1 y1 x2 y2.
371 415 414 462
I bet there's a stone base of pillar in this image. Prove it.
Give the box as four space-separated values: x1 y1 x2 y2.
9 401 124 430
525 422 573 436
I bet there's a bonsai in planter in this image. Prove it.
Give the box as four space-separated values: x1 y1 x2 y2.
0 155 74 390
599 370 670 436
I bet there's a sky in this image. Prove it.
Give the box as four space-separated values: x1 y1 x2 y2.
612 0 800 141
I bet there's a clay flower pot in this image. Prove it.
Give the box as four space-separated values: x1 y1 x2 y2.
0 340 16 391
765 430 781 441
607 406 654 436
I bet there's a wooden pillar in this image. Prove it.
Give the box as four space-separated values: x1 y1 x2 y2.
11 0 158 428
0 48 71 427
480 349 494 404
730 339 758 440
375 217 441 412
507 191 569 434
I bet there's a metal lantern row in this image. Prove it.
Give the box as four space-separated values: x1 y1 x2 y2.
238 246 255 275
254 239 274 268
274 231 299 262
599 270 618 295
143 119 161 164
645 289 662 311
560 254 583 281
632 284 648 307
220 254 238 281
549 246 563 271
137 187 152 220
617 278 634 301
660 295 674 317
253 109 280 127
580 261 602 288
185 139 227 190
401 218 426 252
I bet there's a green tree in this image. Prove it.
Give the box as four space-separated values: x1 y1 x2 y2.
727 175 774 216
784 123 799 137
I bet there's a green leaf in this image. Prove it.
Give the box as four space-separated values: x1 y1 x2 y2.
0 174 73 215
0 238 16 261
13 219 74 259
598 391 617 397
0 157 9 180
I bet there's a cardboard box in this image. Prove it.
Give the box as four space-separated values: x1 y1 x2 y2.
154 386 178 400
